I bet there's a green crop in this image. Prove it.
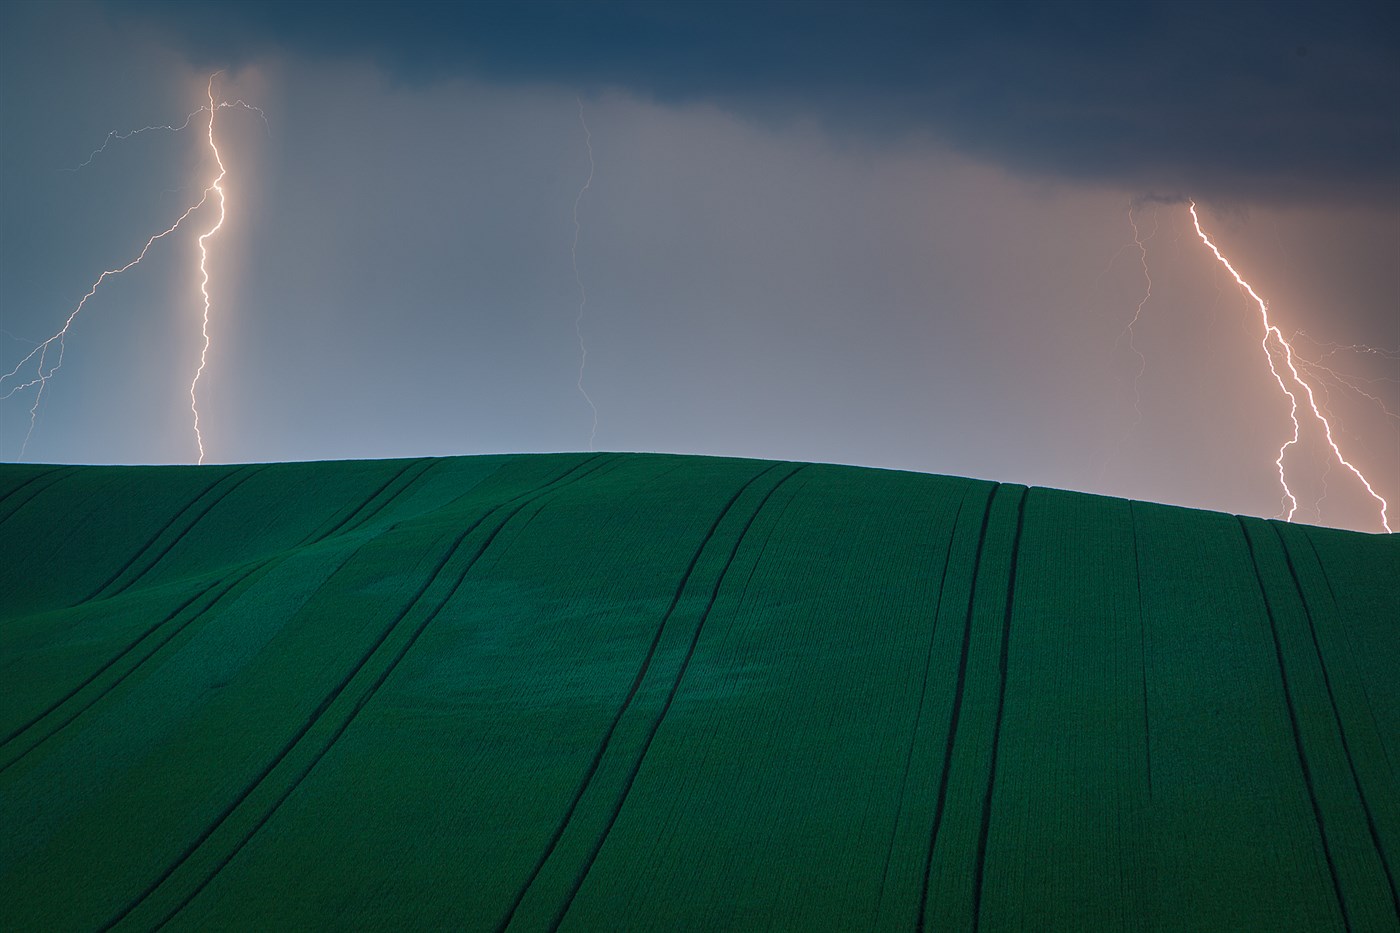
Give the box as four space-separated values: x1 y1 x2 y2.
1 453 1395 930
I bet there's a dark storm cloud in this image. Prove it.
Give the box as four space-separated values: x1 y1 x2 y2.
103 0 1400 203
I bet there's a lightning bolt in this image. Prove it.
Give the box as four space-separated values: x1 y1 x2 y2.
1 73 249 463
1188 201 1391 532
572 97 598 451
190 74 228 465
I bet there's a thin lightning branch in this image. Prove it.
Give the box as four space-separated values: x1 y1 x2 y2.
69 113 201 170
572 97 598 451
1295 357 1400 423
1316 457 1335 524
1098 201 1158 483
190 74 228 466
1326 345 1400 362
69 100 268 171
1301 360 1400 386
1292 330 1400 364
1116 202 1157 430
1291 333 1400 422
1188 201 1391 532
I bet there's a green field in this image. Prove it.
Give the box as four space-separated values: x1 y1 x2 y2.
1 452 1395 931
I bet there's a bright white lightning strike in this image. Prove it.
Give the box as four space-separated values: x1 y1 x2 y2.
572 97 598 451
1188 201 1391 533
190 74 228 465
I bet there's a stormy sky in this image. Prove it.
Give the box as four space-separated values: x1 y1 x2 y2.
2 0 1396 533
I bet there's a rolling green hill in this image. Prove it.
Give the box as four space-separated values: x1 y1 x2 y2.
1 452 1396 931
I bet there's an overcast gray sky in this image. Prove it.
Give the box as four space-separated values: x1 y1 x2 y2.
2 0 1396 533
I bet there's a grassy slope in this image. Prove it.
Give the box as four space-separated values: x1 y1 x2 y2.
0 452 1395 932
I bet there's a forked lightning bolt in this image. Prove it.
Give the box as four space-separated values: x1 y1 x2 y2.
572 97 598 451
1 74 245 462
1188 201 1390 532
